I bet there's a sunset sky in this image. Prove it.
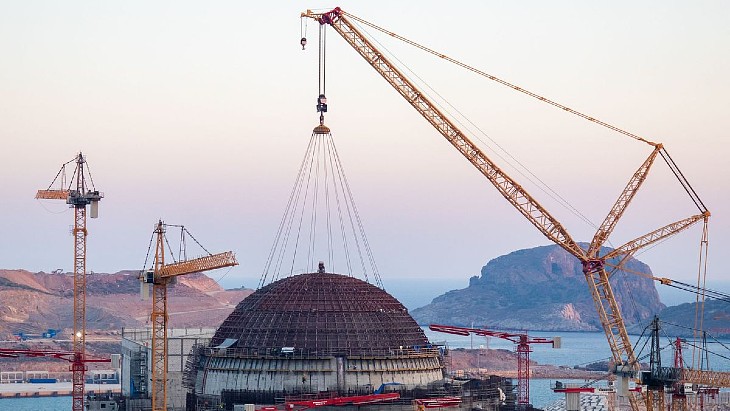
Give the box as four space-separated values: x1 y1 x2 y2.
1 1 728 308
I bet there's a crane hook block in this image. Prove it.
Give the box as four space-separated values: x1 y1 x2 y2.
301 37 307 50
317 94 328 113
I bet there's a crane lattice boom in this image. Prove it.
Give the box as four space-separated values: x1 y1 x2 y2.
35 189 71 200
681 369 730 387
158 251 238 279
301 7 584 259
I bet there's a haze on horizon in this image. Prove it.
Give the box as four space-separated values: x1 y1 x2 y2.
1 1 728 308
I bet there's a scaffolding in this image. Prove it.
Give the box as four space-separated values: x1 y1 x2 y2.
211 273 428 356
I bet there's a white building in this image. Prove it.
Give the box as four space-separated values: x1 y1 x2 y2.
121 327 215 411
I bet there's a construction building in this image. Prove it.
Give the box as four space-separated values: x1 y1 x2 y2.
121 327 216 411
185 272 449 409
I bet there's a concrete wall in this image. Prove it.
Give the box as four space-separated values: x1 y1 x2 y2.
198 354 444 396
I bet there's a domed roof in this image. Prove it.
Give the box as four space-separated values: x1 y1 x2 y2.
210 273 429 355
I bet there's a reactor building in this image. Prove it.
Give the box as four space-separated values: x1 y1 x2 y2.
185 271 445 408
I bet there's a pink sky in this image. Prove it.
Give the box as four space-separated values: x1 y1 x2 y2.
1 1 728 307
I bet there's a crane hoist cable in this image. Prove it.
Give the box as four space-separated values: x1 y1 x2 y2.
316 22 328 125
259 126 383 289
345 10 709 216
342 10 658 147
353 18 599 232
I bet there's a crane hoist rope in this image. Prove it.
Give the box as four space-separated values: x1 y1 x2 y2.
261 19 384 290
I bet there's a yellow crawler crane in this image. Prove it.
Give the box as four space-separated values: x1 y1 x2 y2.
141 220 238 411
301 8 730 410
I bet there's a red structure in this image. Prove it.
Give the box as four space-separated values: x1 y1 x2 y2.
285 392 400 410
0 348 110 385
429 324 559 406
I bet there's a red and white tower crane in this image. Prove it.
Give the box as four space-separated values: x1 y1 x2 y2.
430 324 559 407
35 152 103 411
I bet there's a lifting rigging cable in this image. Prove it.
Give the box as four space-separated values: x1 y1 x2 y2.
260 22 382 290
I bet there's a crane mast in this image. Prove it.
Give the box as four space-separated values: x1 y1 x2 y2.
303 8 712 410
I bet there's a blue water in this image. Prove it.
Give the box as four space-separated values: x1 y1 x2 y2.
0 396 71 410
423 327 730 408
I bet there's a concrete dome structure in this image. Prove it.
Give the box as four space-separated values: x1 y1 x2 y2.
189 272 445 407
210 272 428 354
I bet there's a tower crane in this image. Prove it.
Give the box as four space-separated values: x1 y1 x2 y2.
429 324 560 407
36 152 103 411
300 7 727 410
139 220 238 411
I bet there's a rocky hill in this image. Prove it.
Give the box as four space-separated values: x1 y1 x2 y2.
411 244 665 331
634 298 730 337
0 269 253 339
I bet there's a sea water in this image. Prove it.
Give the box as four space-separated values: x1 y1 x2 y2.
4 331 728 410
422 327 730 408
0 396 71 410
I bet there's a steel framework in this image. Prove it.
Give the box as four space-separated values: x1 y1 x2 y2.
211 272 429 355
429 324 558 406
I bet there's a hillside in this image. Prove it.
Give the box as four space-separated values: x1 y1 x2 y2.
0 269 253 339
631 299 730 338
411 244 665 331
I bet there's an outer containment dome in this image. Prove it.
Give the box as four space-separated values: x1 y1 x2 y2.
210 272 428 355
191 273 445 405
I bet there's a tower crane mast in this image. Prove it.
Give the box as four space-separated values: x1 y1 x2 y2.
140 220 238 411
36 152 102 411
302 7 714 410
